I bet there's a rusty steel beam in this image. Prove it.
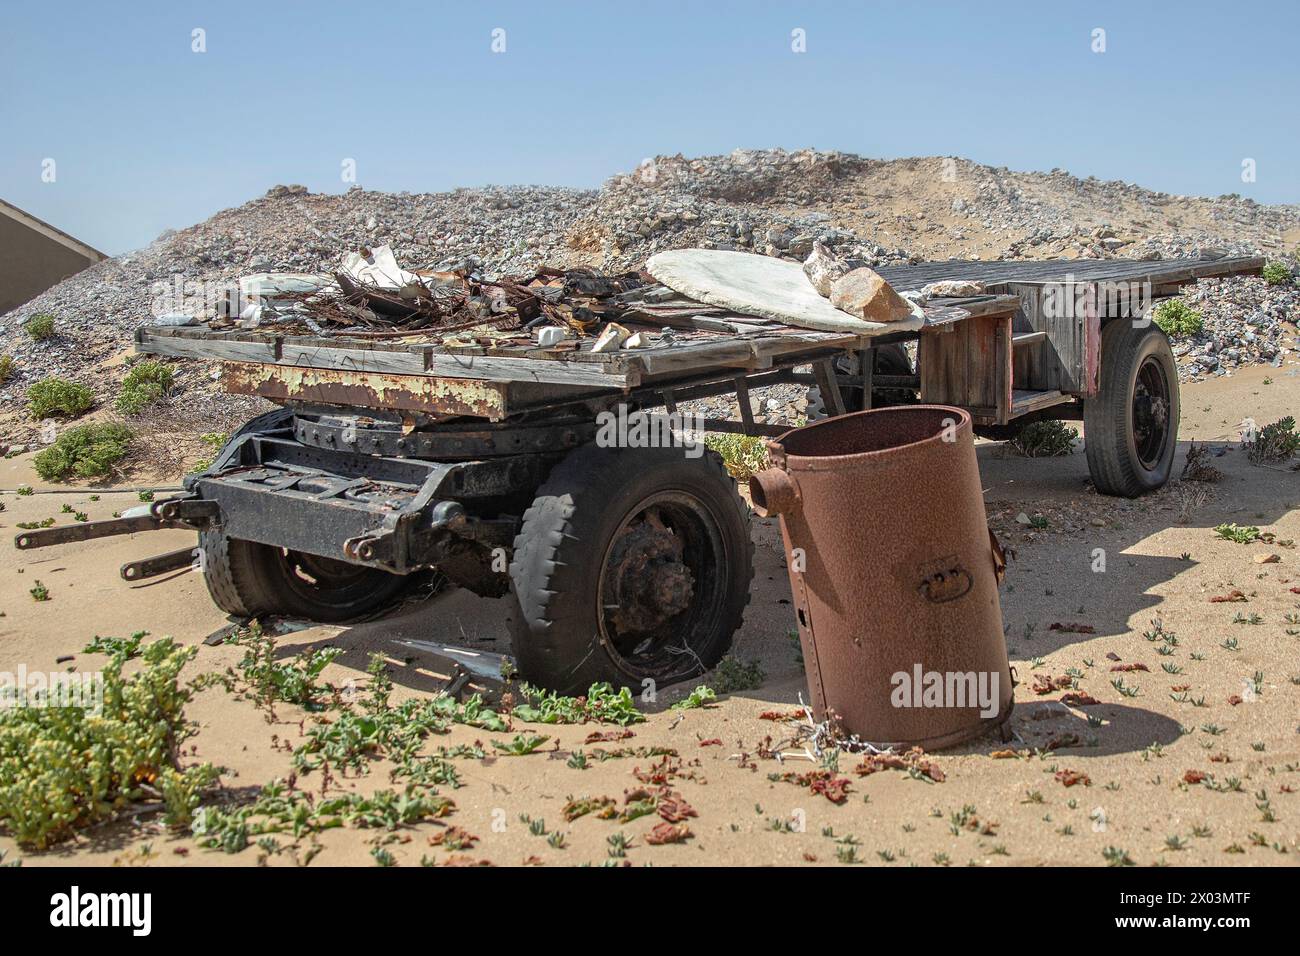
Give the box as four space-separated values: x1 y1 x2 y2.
221 362 510 420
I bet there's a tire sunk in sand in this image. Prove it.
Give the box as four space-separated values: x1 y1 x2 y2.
199 532 409 622
507 444 754 695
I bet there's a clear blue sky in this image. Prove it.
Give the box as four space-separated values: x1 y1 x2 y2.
3 0 1296 255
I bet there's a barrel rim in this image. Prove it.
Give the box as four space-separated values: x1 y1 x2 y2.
770 404 973 465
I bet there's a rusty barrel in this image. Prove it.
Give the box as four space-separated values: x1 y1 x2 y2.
750 405 1012 749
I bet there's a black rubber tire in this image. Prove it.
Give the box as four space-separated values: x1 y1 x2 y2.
197 406 407 621
1084 320 1180 497
507 444 754 695
805 344 913 419
199 531 409 622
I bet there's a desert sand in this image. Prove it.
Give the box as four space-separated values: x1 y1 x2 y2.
1 362 1297 867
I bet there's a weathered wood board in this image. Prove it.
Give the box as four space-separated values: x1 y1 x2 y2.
919 313 1013 424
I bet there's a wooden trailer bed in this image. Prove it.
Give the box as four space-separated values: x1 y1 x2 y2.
135 255 1264 425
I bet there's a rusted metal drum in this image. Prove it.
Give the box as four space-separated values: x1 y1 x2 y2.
751 405 1012 749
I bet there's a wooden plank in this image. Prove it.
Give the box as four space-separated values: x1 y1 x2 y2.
1010 389 1075 417
1006 282 1097 395
812 359 847 417
630 341 758 377
135 331 279 364
977 314 1011 419
920 321 967 406
1012 331 1048 346
859 347 874 410
876 256 1264 292
138 328 637 387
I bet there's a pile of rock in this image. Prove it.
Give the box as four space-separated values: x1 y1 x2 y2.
572 149 916 270
3 148 1297 429
1169 273 1300 380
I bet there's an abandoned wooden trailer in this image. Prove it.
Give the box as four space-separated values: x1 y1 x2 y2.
14 255 1263 692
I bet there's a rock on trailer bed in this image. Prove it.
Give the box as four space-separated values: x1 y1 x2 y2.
20 255 1263 694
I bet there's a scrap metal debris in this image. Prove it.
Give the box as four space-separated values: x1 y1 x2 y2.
211 244 650 345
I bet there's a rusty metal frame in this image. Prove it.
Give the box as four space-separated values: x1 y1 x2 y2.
221 362 511 421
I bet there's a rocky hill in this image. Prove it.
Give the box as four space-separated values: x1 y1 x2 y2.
2 149 1298 440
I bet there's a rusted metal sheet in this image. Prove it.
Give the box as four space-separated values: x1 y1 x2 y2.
751 406 1013 750
221 362 510 420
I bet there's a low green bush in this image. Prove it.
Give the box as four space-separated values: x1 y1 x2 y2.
115 360 175 415
0 355 13 386
711 656 766 694
1151 300 1204 339
1245 416 1300 463
32 423 132 481
704 432 769 480
0 633 215 849
1009 419 1078 458
511 682 644 726
1261 261 1293 287
26 377 93 419
22 314 55 341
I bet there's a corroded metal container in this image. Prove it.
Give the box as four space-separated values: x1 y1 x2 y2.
751 405 1012 749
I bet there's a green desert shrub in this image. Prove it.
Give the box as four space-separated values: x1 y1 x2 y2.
1009 419 1078 457
1244 416 1300 463
26 377 94 419
705 432 769 480
0 355 13 385
115 359 175 415
1261 261 1293 287
711 655 766 694
22 313 56 341
32 422 132 481
0 633 215 849
1151 300 1204 339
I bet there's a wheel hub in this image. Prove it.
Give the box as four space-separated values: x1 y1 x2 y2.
604 518 695 635
1133 357 1171 468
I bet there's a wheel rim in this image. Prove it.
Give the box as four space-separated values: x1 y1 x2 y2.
1132 355 1172 470
277 549 389 610
596 490 728 682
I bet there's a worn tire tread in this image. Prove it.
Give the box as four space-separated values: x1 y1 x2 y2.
1084 321 1179 498
508 445 753 694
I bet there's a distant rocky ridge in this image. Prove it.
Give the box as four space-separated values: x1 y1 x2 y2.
2 149 1297 431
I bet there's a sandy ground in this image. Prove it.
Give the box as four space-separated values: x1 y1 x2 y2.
1 362 1298 867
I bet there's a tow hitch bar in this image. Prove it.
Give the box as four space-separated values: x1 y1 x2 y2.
12 496 218 582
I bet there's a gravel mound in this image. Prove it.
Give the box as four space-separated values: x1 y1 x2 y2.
1170 273 1300 381
2 149 1297 435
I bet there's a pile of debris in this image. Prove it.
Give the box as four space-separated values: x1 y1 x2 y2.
203 244 648 344
173 242 928 354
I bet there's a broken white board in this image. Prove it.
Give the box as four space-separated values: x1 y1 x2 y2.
646 249 924 334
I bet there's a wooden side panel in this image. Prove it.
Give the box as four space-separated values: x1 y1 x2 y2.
920 327 967 406
1008 282 1099 396
1082 288 1101 397
919 314 1011 423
